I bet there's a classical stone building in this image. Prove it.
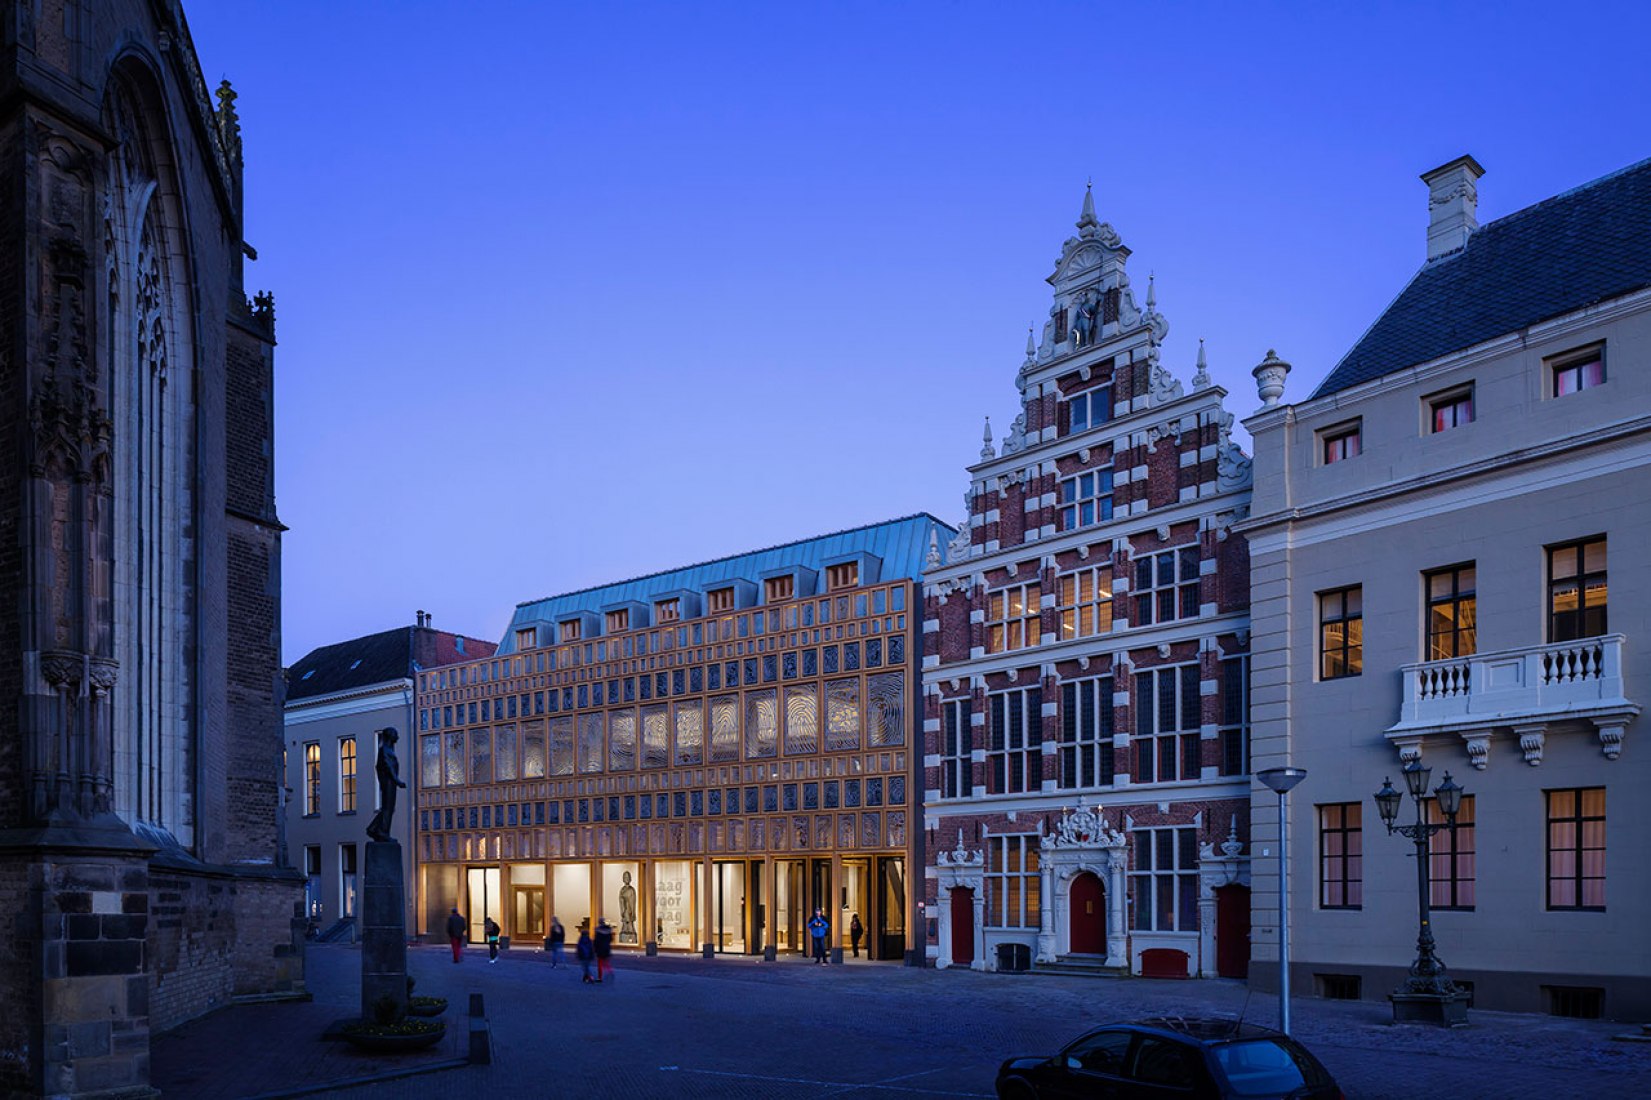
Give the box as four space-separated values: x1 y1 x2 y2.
285 616 494 940
921 190 1255 979
414 516 948 963
1243 156 1650 1018
0 3 301 1095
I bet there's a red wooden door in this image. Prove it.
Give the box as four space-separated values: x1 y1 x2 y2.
1069 872 1106 955
950 888 974 965
1216 884 1251 978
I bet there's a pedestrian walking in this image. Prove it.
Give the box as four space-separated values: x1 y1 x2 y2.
547 916 566 968
446 906 466 964
849 913 864 958
594 919 615 983
576 924 596 984
485 915 501 963
807 907 830 965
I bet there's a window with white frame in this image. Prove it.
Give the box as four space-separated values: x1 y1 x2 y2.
988 688 1042 795
987 583 1041 653
1059 469 1114 530
1066 386 1111 434
338 736 357 813
1134 665 1202 783
1320 420 1362 464
986 834 1041 928
1129 826 1199 931
1057 565 1114 639
1426 384 1475 433
303 742 321 816
1060 677 1114 789
1549 344 1605 397
1132 547 1200 626
941 698 973 799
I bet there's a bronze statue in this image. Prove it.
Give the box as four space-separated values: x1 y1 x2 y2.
365 727 407 842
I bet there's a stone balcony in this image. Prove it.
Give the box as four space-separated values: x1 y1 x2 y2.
1386 634 1639 767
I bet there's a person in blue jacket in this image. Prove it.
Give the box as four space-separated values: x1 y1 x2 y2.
576 923 596 984
807 908 830 965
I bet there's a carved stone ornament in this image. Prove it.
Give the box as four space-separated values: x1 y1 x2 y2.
1041 806 1126 850
41 651 83 689
30 379 113 487
937 829 984 867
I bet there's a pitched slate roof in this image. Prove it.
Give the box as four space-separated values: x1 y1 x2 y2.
286 627 496 702
1312 156 1651 399
500 513 954 652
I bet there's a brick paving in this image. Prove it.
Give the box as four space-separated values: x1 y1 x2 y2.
153 943 1651 1098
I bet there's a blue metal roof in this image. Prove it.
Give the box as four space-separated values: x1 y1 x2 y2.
497 513 953 653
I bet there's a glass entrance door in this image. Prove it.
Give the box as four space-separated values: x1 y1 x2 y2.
877 856 907 961
841 857 870 956
514 886 545 940
748 861 765 954
712 861 747 953
775 859 805 951
466 866 501 943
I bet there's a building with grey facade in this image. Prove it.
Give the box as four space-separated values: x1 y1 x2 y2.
1242 155 1650 1019
284 616 493 940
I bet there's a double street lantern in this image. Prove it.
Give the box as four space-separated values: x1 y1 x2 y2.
1375 760 1471 1026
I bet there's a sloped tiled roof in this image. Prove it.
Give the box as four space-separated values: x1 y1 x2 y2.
1312 157 1651 399
500 513 954 653
286 627 496 702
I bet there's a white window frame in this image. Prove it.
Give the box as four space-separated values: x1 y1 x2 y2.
1133 664 1202 784
940 698 972 799
986 834 1042 929
1129 826 1199 931
1057 565 1114 639
1059 676 1114 789
338 735 356 814
988 688 1041 795
987 583 1041 653
1059 468 1114 530
1131 547 1200 627
1319 420 1362 464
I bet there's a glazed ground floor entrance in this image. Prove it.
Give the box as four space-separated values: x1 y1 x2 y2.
421 852 911 960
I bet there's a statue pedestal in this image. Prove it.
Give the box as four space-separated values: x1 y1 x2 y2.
360 840 407 1022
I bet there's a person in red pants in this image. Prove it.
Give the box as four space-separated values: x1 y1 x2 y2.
446 906 467 963
594 919 615 982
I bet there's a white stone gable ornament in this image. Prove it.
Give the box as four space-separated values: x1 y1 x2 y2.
1041 805 1126 850
937 829 983 867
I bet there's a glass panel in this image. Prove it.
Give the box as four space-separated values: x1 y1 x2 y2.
549 716 574 775
709 695 739 762
641 704 669 768
746 689 778 758
469 728 492 784
576 714 603 773
607 709 635 771
867 671 906 747
825 678 860 752
420 734 441 788
674 701 704 766
785 685 819 755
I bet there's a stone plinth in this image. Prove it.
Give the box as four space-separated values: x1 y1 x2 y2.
360 841 407 1023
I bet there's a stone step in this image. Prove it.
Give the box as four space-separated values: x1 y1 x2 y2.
1031 955 1129 978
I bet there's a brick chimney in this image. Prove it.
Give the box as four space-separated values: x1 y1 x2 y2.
1421 155 1485 261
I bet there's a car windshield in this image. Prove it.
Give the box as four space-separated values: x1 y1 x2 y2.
1209 1038 1326 1096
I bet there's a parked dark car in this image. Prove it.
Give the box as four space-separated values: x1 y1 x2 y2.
995 1017 1342 1099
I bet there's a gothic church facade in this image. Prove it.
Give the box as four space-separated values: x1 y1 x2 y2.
0 3 300 1094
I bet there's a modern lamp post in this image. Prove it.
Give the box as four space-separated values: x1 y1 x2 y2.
1375 759 1471 1026
1256 766 1307 1036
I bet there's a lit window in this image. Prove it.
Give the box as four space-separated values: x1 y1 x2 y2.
303 742 321 816
1132 547 1200 626
1059 469 1114 530
338 736 356 813
560 619 582 642
1129 827 1199 931
986 834 1041 929
826 562 859 591
1548 538 1606 642
987 688 1041 795
1318 803 1363 909
1546 788 1604 910
1059 677 1114 789
1067 386 1111 434
1428 386 1474 433
765 575 795 603
1550 346 1605 397
1057 566 1114 639
987 583 1041 653
1321 421 1362 464
605 609 629 633
1427 794 1475 910
1318 586 1363 679
655 599 681 624
1425 565 1477 659
1134 665 1201 783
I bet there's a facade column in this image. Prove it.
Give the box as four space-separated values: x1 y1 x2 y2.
1036 862 1058 962
829 852 844 962
1105 851 1129 966
700 855 713 957
936 883 953 968
1197 880 1218 978
972 889 987 971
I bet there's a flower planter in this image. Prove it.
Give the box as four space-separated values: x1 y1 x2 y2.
340 1019 445 1053
406 997 447 1018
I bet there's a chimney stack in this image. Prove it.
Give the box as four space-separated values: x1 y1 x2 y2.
1421 155 1485 261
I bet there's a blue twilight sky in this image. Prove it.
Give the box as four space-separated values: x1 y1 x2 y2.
183 1 1651 665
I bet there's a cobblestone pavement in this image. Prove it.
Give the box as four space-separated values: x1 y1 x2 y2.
157 944 1650 1099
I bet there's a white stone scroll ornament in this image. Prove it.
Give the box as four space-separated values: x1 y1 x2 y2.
1040 805 1126 850
936 829 983 867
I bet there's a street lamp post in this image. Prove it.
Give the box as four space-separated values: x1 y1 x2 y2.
1256 766 1307 1036
1375 760 1471 1026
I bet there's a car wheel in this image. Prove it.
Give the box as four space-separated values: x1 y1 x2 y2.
997 1077 1038 1100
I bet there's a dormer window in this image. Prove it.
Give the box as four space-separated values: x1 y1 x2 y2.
826 562 859 591
1068 387 1111 434
515 628 536 650
655 598 680 624
605 609 629 633
560 619 582 642
707 587 735 614
764 575 794 603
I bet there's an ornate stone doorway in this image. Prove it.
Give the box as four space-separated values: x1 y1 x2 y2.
935 831 985 970
1068 872 1106 955
1215 885 1250 978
